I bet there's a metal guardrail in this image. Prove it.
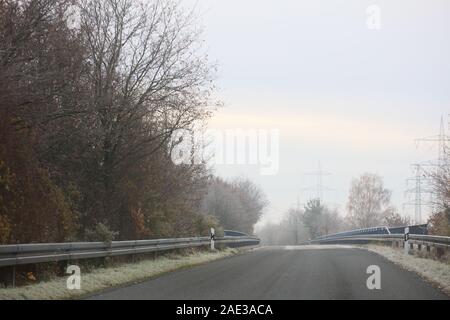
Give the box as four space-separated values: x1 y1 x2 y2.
407 234 450 248
310 234 402 244
310 233 450 249
0 236 260 268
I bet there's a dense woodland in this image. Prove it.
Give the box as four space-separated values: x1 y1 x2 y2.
0 0 267 244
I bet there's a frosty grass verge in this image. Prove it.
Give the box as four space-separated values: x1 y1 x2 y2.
0 248 239 300
364 245 450 295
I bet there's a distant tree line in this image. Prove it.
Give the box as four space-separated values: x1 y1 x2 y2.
0 0 267 244
257 173 411 246
259 161 450 246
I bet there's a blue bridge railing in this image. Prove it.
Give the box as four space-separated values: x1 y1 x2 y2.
315 224 428 241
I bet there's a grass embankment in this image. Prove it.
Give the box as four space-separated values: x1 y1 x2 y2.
364 245 450 296
0 248 239 300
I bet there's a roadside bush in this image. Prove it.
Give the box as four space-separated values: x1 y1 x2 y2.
85 223 118 243
428 208 450 237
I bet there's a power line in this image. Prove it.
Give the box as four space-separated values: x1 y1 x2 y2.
300 161 334 202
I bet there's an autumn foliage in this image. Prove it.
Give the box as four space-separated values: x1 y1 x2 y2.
0 0 224 244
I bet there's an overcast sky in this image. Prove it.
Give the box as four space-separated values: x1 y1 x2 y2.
184 0 450 226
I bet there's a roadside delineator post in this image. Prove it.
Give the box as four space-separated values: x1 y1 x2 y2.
210 228 215 251
404 227 410 255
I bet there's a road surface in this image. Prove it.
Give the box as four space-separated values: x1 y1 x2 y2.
89 246 448 300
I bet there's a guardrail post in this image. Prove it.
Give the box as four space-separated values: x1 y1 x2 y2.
12 266 15 288
436 247 445 259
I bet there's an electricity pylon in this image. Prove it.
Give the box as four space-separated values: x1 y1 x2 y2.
415 116 450 168
300 161 334 203
411 116 450 215
403 164 433 224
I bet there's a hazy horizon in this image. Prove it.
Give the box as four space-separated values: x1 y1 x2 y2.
184 0 450 228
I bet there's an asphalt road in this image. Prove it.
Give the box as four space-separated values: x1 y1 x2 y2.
90 246 448 300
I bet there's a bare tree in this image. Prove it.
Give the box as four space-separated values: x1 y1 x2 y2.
428 150 450 210
231 178 269 234
427 147 450 236
285 207 305 245
346 173 393 229
75 0 216 235
382 209 411 227
79 0 214 165
202 177 268 235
